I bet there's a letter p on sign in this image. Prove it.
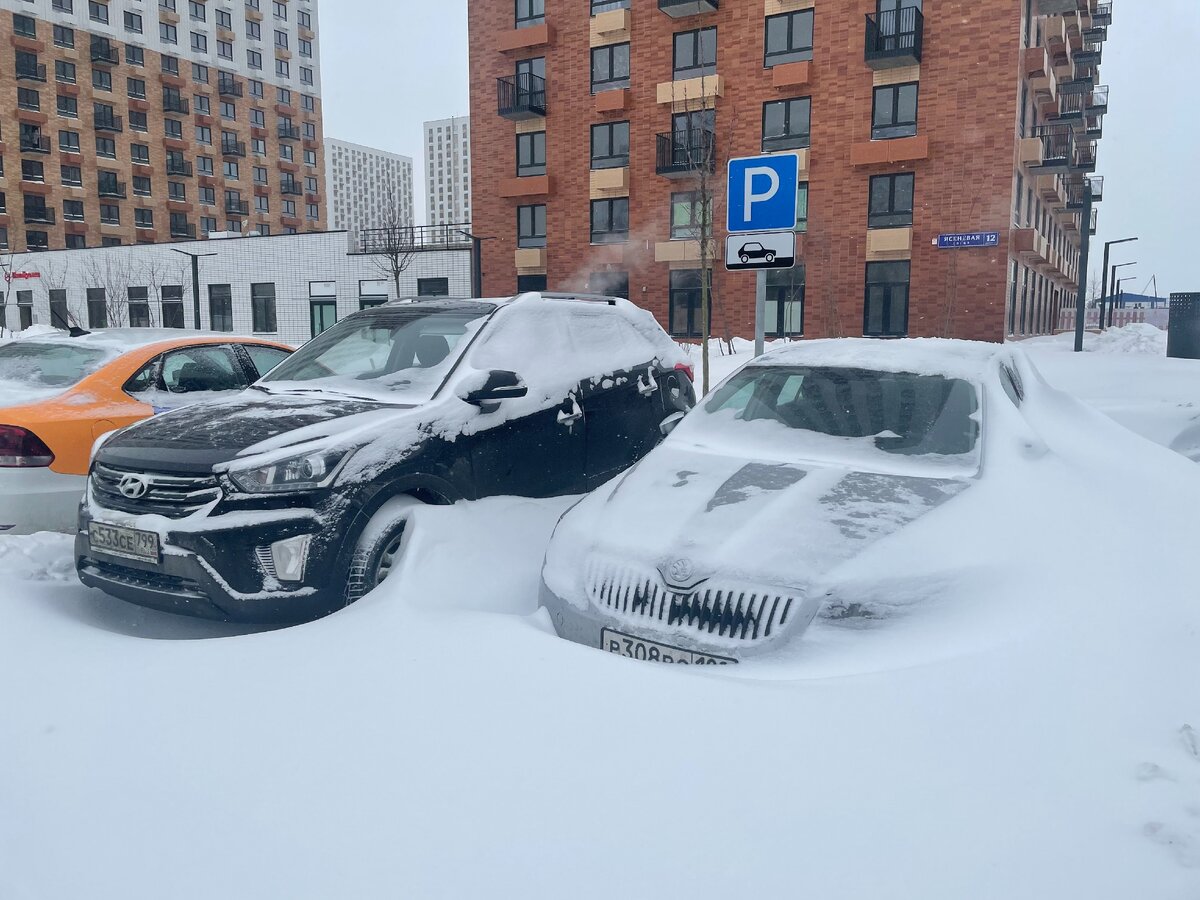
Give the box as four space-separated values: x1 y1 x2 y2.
726 153 800 234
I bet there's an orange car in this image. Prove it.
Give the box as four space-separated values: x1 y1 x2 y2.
0 329 291 534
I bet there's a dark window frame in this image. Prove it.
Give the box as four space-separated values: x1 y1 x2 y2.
517 203 547 248
590 120 629 170
591 42 630 93
864 260 911 338
250 282 277 333
590 197 629 245
672 26 717 81
514 0 544 28
668 269 712 339
417 277 451 297
516 130 546 177
764 10 814 67
761 96 811 152
868 172 915 229
871 81 919 140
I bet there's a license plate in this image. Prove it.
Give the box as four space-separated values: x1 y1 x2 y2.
88 522 160 564
601 629 735 665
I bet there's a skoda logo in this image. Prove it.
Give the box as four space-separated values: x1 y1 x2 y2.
117 474 150 499
667 557 695 585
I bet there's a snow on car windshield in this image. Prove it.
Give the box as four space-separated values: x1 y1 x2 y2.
0 342 114 405
259 307 491 402
677 365 981 474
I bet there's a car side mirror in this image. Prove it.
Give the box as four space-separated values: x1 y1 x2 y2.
462 370 529 408
659 411 686 436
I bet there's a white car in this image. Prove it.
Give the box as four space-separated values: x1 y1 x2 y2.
540 338 1048 664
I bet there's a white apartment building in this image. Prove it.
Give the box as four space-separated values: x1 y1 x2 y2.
324 138 414 232
423 116 471 227
0 230 473 346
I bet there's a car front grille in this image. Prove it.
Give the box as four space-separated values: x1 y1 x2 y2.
585 560 796 642
91 463 221 518
80 558 207 599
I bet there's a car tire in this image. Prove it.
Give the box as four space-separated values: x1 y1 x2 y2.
765 252 775 263
739 254 749 263
345 495 421 605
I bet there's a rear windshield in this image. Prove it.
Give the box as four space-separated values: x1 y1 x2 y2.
0 342 111 391
260 307 491 402
680 365 981 471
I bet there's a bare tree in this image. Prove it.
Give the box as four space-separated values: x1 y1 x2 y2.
35 258 79 330
139 257 177 328
366 185 418 299
81 255 135 328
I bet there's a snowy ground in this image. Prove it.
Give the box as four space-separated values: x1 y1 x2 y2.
3 326 1200 899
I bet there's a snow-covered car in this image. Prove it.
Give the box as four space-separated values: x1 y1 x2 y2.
75 294 695 623
540 338 1038 664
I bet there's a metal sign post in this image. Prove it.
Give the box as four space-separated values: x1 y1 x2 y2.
754 270 767 357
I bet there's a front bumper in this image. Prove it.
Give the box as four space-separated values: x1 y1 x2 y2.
75 502 338 624
0 468 88 535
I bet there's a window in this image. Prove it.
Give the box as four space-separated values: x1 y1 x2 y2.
276 58 289 77
131 143 150 164
49 290 70 328
765 10 814 66
670 191 710 240
591 121 629 170
251 138 266 155
673 27 716 80
299 39 312 57
161 22 178 42
127 288 150 327
62 165 82 186
195 94 211 114
87 288 108 329
93 69 112 91
516 274 546 293
303 149 316 166
96 137 116 158
872 82 919 140
162 288 186 329
196 125 212 144
128 77 146 98
247 19 261 39
133 175 152 196
135 208 153 229
795 182 809 233
765 266 805 337
301 93 314 111
250 108 265 127
247 49 263 69
126 45 144 66
590 198 629 244
57 95 78 118
516 0 544 27
250 80 264 98
251 283 277 332
18 88 40 111
189 0 206 20
762 97 810 151
256 195 269 212
129 110 148 131
588 270 629 299
56 61 77 84
273 0 287 19
124 11 143 32
13 13 36 37
253 166 268 184
868 173 914 228
277 86 292 105
200 186 215 205
299 67 313 86
54 25 75 48
223 161 239 179
668 269 711 338
208 284 233 332
193 62 209 83
162 55 180 75
53 0 74 11
274 29 288 48
59 130 80 152
298 10 311 28
191 32 208 52
864 261 910 337
169 182 187 200
100 203 120 225
516 131 546 177
220 100 236 119
165 119 183 138
417 278 450 298
306 203 318 220
63 200 85 221
517 204 546 248
591 43 629 92
89 1 109 22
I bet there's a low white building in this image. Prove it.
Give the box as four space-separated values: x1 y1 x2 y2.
0 230 472 347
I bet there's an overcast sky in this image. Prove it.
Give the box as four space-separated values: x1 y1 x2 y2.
319 0 1193 298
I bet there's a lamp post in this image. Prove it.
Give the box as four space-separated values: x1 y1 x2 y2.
1109 260 1136 313
1112 275 1138 322
170 248 218 329
1097 236 1137 332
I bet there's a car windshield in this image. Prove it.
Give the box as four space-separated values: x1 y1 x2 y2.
0 342 113 402
259 306 491 402
677 365 981 473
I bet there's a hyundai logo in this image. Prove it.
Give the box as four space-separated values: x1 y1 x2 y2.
117 474 150 499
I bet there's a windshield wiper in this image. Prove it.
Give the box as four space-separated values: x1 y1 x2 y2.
272 386 380 402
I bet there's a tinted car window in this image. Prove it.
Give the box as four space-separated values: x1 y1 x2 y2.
0 342 110 389
245 345 290 379
162 345 247 393
125 357 160 394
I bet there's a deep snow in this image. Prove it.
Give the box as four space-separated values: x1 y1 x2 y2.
2 326 1200 899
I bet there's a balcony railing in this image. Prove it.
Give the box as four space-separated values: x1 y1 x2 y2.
166 159 194 176
95 115 124 133
23 206 56 225
221 139 247 157
1031 123 1074 172
658 0 718 16
497 73 547 120
90 41 120 66
225 199 250 216
19 133 51 154
1093 3 1112 26
277 124 300 140
655 130 716 178
280 180 303 195
1073 39 1103 67
163 96 190 114
218 77 243 97
15 62 46 82
1071 137 1098 172
1087 85 1109 115
98 181 127 199
354 223 475 255
170 222 197 239
865 7 923 69
1064 175 1103 209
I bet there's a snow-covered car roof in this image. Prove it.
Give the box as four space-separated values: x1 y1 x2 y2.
9 328 280 351
750 337 1014 381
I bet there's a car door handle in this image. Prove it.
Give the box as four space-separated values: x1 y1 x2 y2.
557 400 583 427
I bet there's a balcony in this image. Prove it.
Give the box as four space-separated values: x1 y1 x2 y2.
23 206 55 225
1083 24 1108 44
865 8 923 69
19 133 50 154
221 139 247 157
1085 113 1103 139
94 115 124 133
1073 39 1103 67
90 40 119 66
280 180 303 195
1071 137 1098 173
170 222 197 239
162 96 190 114
1087 84 1109 115
1012 228 1050 267
166 159 194 176
1093 2 1112 26
658 0 718 16
225 199 250 216
497 73 547 120
15 61 46 82
1030 123 1074 173
218 77 244 97
655 130 716 178
277 123 300 141
98 181 127 199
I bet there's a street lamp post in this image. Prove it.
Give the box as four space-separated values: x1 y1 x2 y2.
1109 261 1136 317
170 248 218 329
1098 236 1137 332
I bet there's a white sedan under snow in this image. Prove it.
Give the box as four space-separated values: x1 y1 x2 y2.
540 338 1067 663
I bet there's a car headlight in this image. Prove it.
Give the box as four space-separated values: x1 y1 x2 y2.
227 447 351 494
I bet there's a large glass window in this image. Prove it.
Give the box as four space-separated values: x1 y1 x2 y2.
864 261 910 337
591 43 630 92
517 204 546 248
868 173 914 228
673 27 716 80
516 131 546 177
670 191 711 240
762 97 811 151
764 10 814 66
872 82 919 140
765 265 805 337
515 0 544 28
590 198 629 244
590 121 629 170
668 269 711 339
251 283 277 333
208 284 233 332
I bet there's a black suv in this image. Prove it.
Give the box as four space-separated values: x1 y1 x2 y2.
76 294 695 623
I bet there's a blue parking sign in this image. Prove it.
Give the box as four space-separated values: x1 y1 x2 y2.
727 153 800 234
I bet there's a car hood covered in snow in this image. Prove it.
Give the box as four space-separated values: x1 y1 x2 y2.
97 390 410 473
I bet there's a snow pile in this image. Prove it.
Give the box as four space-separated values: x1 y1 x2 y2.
1023 322 1168 356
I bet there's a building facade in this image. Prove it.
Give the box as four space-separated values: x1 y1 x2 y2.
324 137 414 232
0 229 473 346
423 115 471 227
467 0 1111 343
0 0 327 255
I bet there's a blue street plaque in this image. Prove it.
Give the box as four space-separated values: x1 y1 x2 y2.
936 232 1001 249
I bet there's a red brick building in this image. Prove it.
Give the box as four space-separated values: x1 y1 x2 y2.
467 0 1110 343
